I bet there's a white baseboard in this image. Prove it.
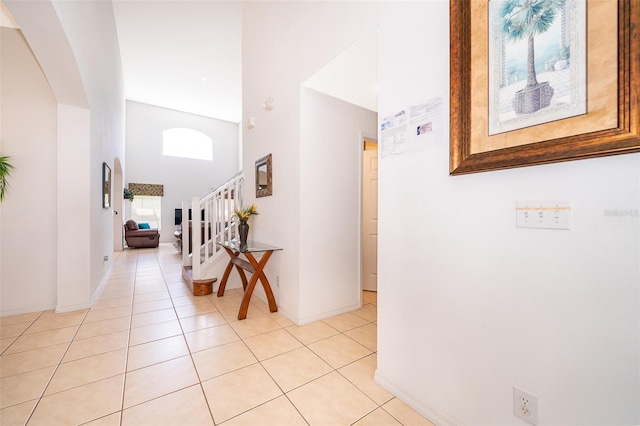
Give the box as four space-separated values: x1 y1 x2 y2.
374 371 460 426
55 300 93 314
56 252 114 314
0 303 57 318
295 301 361 326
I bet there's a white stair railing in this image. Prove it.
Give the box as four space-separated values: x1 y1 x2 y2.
182 172 244 280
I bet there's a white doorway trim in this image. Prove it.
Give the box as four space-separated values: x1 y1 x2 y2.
113 157 123 251
359 131 378 296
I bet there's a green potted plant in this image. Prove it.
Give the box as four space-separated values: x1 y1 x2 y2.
234 204 258 245
0 155 15 202
124 188 135 202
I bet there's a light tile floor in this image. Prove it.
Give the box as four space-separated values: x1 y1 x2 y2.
0 244 435 426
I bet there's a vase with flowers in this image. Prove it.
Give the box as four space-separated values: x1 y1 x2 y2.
234 204 258 246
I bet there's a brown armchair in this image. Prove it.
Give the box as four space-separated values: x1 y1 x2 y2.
124 220 160 248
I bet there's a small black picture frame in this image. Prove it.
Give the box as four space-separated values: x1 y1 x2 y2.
102 162 111 208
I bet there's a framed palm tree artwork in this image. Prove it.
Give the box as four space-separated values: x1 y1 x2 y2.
450 0 640 175
488 0 586 135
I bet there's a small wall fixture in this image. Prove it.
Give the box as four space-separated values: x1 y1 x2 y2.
247 116 256 129
262 97 276 111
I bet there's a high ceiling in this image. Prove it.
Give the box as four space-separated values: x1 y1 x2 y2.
112 1 243 123
2 1 377 123
303 30 378 113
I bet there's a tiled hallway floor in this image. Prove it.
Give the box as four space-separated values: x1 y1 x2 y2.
1 244 434 425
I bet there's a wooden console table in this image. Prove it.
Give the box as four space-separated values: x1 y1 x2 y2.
216 240 282 320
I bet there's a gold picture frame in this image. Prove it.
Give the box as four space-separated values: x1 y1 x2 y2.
450 0 640 175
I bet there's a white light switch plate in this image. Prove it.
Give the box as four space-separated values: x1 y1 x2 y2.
516 200 571 230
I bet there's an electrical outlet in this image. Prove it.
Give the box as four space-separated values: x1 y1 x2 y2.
276 275 280 287
514 386 538 425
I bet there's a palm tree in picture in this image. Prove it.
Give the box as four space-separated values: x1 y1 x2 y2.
501 0 566 114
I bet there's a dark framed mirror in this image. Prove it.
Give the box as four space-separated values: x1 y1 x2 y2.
255 154 272 198
102 162 111 208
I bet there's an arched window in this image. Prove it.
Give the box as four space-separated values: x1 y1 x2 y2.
162 128 213 161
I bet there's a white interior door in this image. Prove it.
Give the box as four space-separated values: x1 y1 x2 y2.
362 146 378 291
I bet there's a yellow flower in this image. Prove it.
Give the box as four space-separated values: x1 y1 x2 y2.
234 204 259 222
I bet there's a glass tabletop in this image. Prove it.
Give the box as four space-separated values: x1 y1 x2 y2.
217 240 283 253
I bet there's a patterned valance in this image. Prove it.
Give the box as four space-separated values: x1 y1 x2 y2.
128 183 164 197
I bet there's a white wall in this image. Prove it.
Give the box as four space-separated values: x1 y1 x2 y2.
51 0 126 300
56 104 91 311
2 0 125 314
376 2 639 425
0 27 58 314
125 101 239 243
299 87 376 322
242 1 379 323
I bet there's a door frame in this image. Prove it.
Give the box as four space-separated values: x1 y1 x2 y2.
113 157 124 251
358 131 378 298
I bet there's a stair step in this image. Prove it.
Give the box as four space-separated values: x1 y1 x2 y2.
182 266 217 297
181 172 242 297
193 277 217 296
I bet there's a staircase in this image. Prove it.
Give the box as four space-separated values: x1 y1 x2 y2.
181 172 244 294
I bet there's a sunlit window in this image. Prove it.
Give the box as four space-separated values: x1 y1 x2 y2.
131 196 162 230
163 128 213 161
